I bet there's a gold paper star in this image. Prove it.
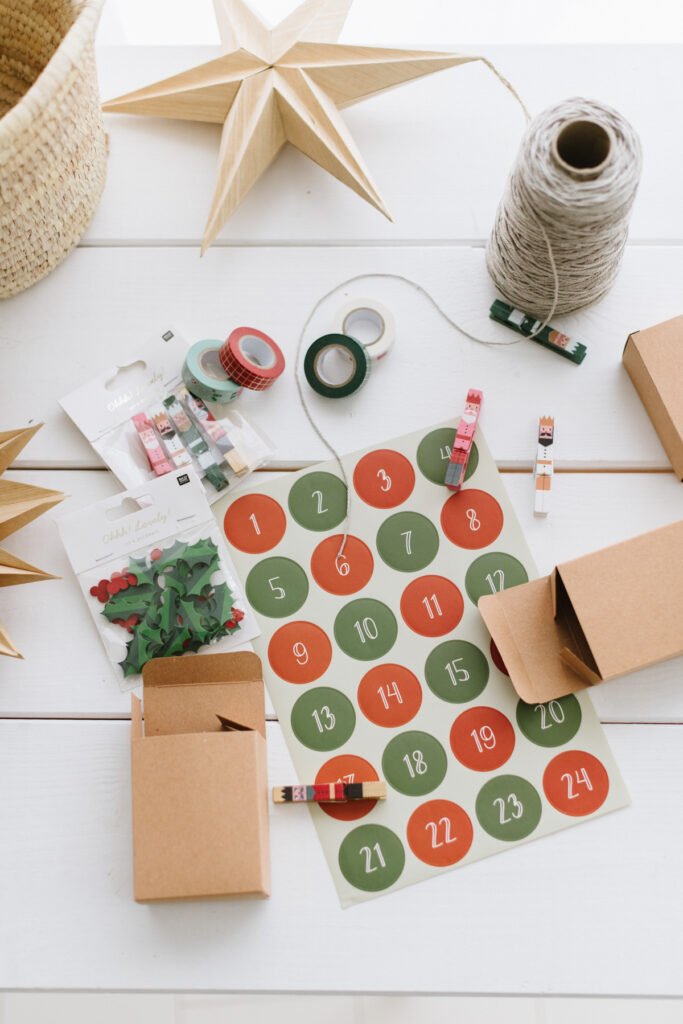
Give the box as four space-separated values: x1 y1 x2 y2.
103 0 479 251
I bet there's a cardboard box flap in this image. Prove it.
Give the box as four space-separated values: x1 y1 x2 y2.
141 652 265 738
625 316 683 478
478 578 592 703
556 520 683 679
552 569 602 685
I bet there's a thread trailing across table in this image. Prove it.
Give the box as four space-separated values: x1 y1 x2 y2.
294 102 642 559
487 97 642 317
294 272 526 559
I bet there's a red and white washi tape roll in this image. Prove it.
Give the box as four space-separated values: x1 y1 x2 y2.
219 327 286 391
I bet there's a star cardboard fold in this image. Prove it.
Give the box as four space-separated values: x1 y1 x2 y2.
0 425 64 659
103 0 480 251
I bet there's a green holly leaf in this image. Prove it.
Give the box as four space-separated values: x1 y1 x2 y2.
159 588 179 637
179 597 206 636
119 624 161 676
101 584 155 622
207 582 236 626
184 561 218 598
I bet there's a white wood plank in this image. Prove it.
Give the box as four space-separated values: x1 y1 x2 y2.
0 718 679 995
1 469 681 722
91 45 679 243
3 245 683 470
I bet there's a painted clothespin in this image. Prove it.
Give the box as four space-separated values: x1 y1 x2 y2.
272 781 387 805
490 300 587 365
534 416 555 516
445 389 483 490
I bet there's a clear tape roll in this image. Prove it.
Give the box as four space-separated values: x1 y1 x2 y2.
332 298 395 362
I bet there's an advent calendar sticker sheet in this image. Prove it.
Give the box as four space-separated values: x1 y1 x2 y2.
215 420 628 906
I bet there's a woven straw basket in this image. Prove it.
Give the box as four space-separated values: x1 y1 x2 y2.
0 0 107 298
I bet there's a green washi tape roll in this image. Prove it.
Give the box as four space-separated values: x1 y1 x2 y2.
304 333 371 399
183 340 243 405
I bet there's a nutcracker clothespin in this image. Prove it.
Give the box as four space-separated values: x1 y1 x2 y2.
534 416 555 516
445 389 483 490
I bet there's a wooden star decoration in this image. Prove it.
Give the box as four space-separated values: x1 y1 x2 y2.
0 424 65 660
103 0 479 252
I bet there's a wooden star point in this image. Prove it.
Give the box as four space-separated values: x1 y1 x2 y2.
103 0 478 250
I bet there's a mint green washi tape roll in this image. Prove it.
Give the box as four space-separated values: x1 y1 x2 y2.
183 340 243 404
304 333 371 399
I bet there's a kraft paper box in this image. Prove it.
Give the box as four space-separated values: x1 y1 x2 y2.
131 652 270 902
479 520 683 702
623 314 683 479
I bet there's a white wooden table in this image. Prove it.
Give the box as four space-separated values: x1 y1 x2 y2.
1 43 682 996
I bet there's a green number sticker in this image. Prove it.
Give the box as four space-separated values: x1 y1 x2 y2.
376 511 440 572
338 824 406 892
424 640 489 704
334 598 398 661
475 775 542 841
288 472 347 531
417 428 479 485
464 552 529 605
382 730 448 796
246 556 309 617
516 695 582 748
290 686 356 751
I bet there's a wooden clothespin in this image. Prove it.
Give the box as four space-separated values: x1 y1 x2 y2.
272 781 387 804
445 389 483 490
534 416 555 516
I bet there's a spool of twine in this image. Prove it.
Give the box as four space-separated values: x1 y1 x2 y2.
486 97 642 317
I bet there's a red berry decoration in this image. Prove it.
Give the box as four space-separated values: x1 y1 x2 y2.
151 548 162 561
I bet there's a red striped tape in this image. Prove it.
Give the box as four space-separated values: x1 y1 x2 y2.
219 327 285 391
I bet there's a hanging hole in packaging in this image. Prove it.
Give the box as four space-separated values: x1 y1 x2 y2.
106 495 149 521
105 361 147 392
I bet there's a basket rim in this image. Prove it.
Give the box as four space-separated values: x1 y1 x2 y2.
0 0 105 143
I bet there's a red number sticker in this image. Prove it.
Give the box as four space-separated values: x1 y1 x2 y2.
407 799 474 867
400 575 464 637
449 705 516 771
223 493 286 554
267 621 332 684
315 754 381 822
310 534 374 596
543 750 609 816
357 664 422 727
353 449 415 509
441 489 504 550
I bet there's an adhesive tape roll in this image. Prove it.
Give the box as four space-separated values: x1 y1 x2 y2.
333 299 395 362
219 327 286 391
183 340 243 405
304 334 371 399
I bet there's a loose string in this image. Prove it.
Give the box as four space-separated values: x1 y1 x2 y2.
294 272 530 560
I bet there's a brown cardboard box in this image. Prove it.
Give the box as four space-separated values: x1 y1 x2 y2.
623 314 683 479
479 520 683 702
131 651 270 903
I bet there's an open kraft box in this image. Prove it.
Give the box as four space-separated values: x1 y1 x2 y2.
131 651 270 902
479 520 683 702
